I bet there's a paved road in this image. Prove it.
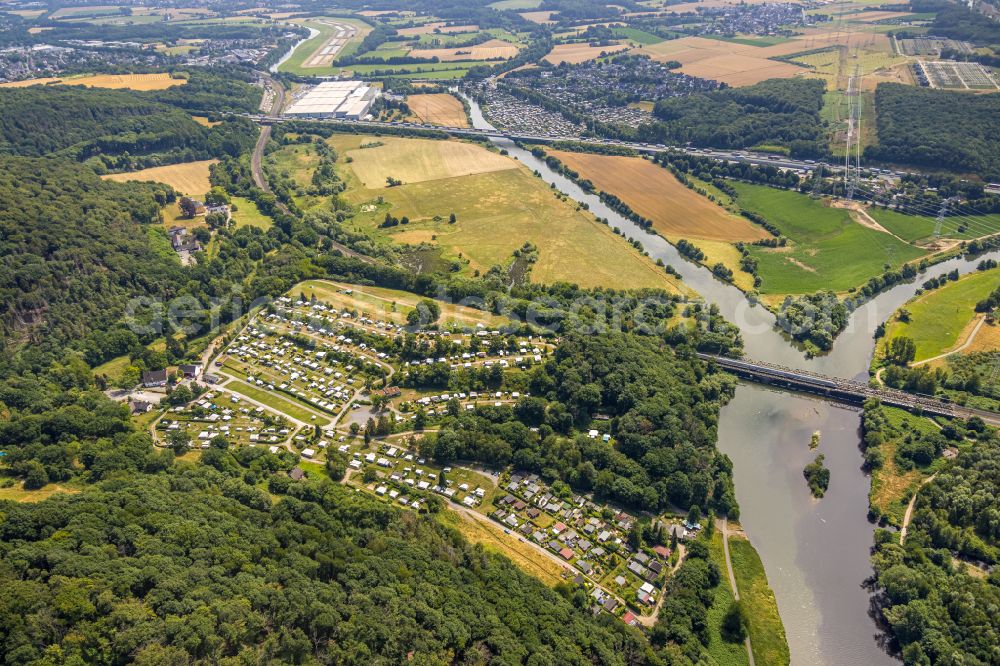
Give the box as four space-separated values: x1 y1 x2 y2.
912 316 986 367
250 80 371 262
249 112 884 177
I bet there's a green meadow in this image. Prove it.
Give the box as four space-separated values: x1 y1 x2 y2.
733 183 926 295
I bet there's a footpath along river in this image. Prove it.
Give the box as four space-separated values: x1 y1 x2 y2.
464 94 1000 664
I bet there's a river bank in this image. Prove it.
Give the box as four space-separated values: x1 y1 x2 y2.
462 92 1000 665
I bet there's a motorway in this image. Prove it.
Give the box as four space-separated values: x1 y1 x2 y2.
250 77 370 262
249 112 850 176
700 353 1000 425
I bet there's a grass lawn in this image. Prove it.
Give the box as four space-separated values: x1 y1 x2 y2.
435 510 566 586
706 533 751 666
612 27 666 45
225 379 331 426
868 208 1000 244
729 536 790 666
278 17 372 75
0 480 81 503
102 159 216 196
230 196 272 229
881 267 1000 362
343 61 490 78
733 183 926 295
290 135 688 293
292 278 510 328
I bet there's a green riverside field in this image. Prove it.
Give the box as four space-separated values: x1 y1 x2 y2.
733 183 926 295
882 267 1000 362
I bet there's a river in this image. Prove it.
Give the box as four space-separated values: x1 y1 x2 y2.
269 27 319 74
463 94 999 665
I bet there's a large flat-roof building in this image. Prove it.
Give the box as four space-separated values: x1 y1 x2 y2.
284 80 377 119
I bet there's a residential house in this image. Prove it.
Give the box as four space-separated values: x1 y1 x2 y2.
142 369 168 388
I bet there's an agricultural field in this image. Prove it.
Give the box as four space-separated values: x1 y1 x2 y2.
880 267 1000 363
409 38 520 62
102 159 216 196
343 136 515 187
329 135 686 291
544 42 631 65
518 10 557 23
489 0 543 9
547 150 769 242
867 208 1000 244
635 36 804 86
396 22 479 36
270 134 685 292
405 93 469 127
49 5 121 18
637 29 896 88
731 183 926 295
0 72 185 90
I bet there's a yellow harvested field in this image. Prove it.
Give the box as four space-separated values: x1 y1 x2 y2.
519 10 558 23
8 9 46 18
964 320 1000 355
0 77 63 87
409 39 520 62
295 279 509 328
636 37 800 86
550 150 769 242
325 134 687 293
102 159 217 196
405 93 469 127
191 115 221 127
397 22 478 36
344 137 516 188
544 42 630 64
0 72 185 90
636 32 890 86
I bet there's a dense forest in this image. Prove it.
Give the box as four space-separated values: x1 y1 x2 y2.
910 0 1000 44
867 401 1000 664
0 156 179 354
0 70 261 171
640 78 827 156
421 332 742 516
867 83 1000 181
0 458 653 665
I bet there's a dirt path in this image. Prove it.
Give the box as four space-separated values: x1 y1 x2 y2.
834 201 910 244
900 473 938 545
912 316 986 367
721 517 756 666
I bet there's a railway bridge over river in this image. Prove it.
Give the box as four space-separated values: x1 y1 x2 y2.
699 353 1000 425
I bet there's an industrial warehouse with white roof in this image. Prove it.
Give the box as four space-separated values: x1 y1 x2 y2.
284 80 377 119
